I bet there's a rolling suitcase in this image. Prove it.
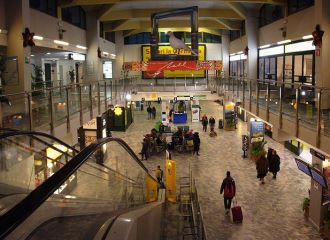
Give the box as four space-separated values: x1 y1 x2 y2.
231 198 243 223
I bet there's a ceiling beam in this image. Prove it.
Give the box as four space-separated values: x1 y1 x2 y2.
215 19 241 30
59 0 286 8
100 8 243 21
98 4 116 19
104 19 227 32
123 27 222 37
226 2 247 19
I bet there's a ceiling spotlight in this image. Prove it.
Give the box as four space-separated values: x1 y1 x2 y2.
33 35 44 40
54 40 69 46
46 53 51 55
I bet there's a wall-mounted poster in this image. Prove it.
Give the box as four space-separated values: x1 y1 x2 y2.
191 105 200 122
103 61 113 79
250 121 265 143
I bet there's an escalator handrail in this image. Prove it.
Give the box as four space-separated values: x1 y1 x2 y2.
0 128 79 153
0 137 157 239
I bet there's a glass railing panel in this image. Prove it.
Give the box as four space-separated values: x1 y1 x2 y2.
2 93 30 131
68 85 80 117
251 81 257 104
298 86 317 129
3 139 153 240
258 82 268 110
321 90 330 136
0 134 75 213
52 87 68 127
31 90 51 131
269 84 280 114
282 84 296 120
81 85 90 113
244 81 249 105
91 83 99 108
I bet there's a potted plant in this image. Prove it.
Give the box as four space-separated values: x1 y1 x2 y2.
68 69 75 83
302 197 310 218
250 141 266 161
31 64 44 90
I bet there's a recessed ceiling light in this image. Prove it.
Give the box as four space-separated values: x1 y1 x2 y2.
76 45 87 50
302 35 313 40
33 35 44 40
54 40 69 46
277 39 291 45
110 53 116 57
237 51 243 54
30 54 35 57
259 44 271 49
46 53 51 55
103 51 109 56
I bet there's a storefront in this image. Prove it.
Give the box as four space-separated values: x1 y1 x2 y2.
34 144 77 193
258 40 315 84
229 53 247 77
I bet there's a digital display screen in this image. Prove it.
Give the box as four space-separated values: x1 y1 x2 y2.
310 168 328 189
295 158 311 176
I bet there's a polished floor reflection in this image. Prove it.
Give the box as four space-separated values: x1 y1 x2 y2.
113 100 321 240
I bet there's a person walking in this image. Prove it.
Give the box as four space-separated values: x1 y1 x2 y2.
268 149 280 179
220 171 236 215
155 165 163 183
141 138 149 160
256 154 268 184
202 114 208 132
152 106 156 119
147 106 152 120
193 132 200 156
209 116 216 132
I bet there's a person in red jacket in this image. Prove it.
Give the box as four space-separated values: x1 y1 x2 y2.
220 171 236 215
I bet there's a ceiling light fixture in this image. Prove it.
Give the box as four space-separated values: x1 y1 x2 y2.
103 51 109 56
110 53 116 57
33 35 44 40
54 40 69 46
76 45 87 50
259 44 271 49
277 39 291 45
302 35 313 40
46 53 51 55
30 54 35 57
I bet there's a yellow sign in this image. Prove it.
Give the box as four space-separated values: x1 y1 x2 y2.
114 107 123 116
142 45 206 78
146 175 158 203
165 159 177 202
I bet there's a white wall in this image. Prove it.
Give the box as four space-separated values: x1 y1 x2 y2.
229 7 315 53
259 6 315 46
30 9 87 53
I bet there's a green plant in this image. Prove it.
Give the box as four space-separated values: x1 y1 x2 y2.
31 64 43 89
251 141 266 159
69 69 75 83
302 197 310 211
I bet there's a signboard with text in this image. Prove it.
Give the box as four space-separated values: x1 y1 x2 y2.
250 121 265 143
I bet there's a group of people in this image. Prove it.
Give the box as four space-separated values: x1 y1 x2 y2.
146 106 157 120
256 148 281 184
201 114 217 136
140 128 164 161
219 148 281 215
169 128 201 156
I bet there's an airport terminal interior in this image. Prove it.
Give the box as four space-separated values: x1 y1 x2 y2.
1 0 330 239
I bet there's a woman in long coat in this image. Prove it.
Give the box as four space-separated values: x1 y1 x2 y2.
256 154 268 184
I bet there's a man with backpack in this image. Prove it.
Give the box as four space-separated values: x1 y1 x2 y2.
220 171 236 215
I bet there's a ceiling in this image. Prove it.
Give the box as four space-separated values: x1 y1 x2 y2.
59 0 286 36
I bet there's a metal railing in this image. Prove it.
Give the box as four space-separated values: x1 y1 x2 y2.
216 76 330 148
0 77 137 134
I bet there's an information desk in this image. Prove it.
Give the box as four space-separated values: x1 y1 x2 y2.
173 112 187 124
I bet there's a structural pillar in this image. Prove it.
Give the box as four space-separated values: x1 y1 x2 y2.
245 12 258 80
114 31 124 79
221 30 230 77
86 11 102 82
5 0 32 93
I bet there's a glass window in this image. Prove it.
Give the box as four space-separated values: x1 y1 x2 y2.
30 0 57 17
277 56 284 81
294 55 303 82
265 58 270 79
269 57 276 79
303 54 313 84
284 55 293 83
259 58 264 79
62 7 86 29
288 0 314 15
259 4 284 27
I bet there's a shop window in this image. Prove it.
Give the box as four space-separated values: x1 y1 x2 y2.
259 4 283 27
62 6 86 30
288 0 314 15
29 0 57 17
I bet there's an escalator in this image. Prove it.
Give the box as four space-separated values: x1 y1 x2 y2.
0 129 159 240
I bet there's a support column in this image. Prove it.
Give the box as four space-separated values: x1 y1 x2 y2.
5 0 32 93
114 31 124 79
86 11 102 83
245 12 258 80
221 30 230 77
314 0 330 108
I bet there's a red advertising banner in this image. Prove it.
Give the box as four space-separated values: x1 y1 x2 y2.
123 60 223 72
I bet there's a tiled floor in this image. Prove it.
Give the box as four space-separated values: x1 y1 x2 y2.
112 100 321 240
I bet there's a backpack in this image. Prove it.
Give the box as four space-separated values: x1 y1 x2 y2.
224 180 235 198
